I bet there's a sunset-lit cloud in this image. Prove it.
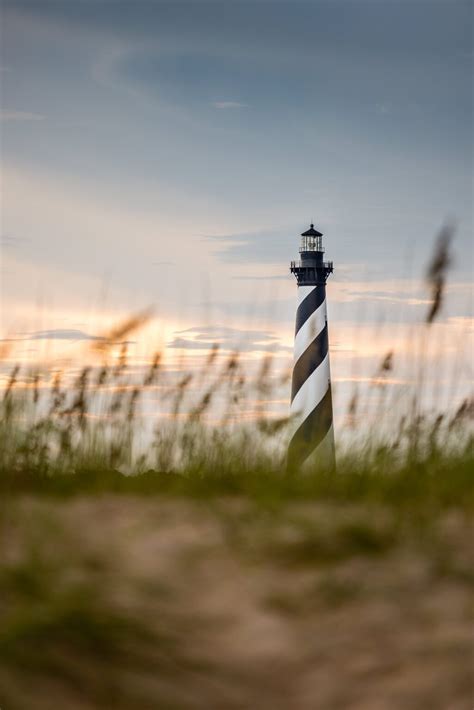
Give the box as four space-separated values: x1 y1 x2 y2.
168 325 292 353
0 329 104 342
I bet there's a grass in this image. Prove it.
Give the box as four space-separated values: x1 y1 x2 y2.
1 339 472 510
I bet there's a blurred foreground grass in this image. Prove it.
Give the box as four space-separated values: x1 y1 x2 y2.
1 489 472 709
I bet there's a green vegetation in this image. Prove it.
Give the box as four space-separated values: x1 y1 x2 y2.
1 344 472 510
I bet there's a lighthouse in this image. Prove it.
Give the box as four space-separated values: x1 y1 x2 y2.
288 224 335 471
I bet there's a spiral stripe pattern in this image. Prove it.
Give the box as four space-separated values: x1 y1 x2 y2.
288 284 335 470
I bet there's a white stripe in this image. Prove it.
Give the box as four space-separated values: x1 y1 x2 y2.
293 298 327 363
290 352 330 434
297 285 316 306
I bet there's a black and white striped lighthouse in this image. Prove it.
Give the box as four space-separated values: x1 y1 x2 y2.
288 224 335 471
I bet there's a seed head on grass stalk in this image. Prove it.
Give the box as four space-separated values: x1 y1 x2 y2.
64 366 91 431
127 387 141 423
390 416 407 452
95 365 108 389
189 391 213 422
256 354 273 397
428 413 444 452
448 396 474 431
220 352 242 426
3 365 20 401
92 308 154 355
31 371 40 405
257 416 290 436
143 351 162 387
50 371 65 415
109 388 125 416
425 223 454 325
172 373 193 418
234 374 246 405
371 351 394 387
113 343 129 379
370 350 395 442
2 365 20 422
207 342 220 366
191 350 240 423
345 390 359 429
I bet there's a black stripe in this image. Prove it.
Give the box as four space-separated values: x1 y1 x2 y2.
291 324 329 402
287 386 333 469
295 285 326 336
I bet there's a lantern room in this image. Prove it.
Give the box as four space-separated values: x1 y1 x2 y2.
300 223 323 253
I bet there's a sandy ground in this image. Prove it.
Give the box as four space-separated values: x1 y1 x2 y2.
0 497 472 710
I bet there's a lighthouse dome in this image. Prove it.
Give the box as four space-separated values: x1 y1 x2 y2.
301 223 323 237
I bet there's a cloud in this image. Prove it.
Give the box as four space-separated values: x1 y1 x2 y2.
232 275 288 281
0 110 45 122
168 337 220 350
345 289 431 305
206 227 294 264
177 326 277 342
168 325 292 353
168 337 291 353
212 101 247 109
0 329 142 348
29 329 103 341
1 329 103 343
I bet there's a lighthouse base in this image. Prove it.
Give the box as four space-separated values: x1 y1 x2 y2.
298 423 336 474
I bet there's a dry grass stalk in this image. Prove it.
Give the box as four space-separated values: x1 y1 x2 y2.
143 352 162 387
3 365 20 400
371 350 394 387
345 390 359 429
92 308 154 353
425 223 454 325
449 396 474 430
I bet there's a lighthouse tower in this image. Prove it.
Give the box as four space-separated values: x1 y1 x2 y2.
288 224 335 471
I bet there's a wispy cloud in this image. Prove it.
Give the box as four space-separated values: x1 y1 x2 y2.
168 325 291 353
212 101 247 109
29 329 103 341
0 110 45 122
232 274 287 281
177 326 276 342
346 289 431 306
206 227 292 264
1 329 103 343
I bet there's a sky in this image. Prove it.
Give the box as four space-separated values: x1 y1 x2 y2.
0 0 472 424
